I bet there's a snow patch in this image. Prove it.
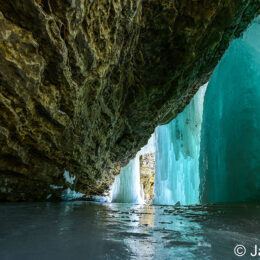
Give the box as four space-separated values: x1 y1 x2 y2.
46 194 52 200
61 188 84 201
63 170 76 184
50 184 63 190
58 109 67 115
85 195 111 203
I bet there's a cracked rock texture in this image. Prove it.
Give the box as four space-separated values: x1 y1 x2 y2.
0 0 259 201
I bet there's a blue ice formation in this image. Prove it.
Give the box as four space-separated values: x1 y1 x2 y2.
61 188 84 201
153 85 207 205
110 135 155 203
199 17 260 203
63 170 76 184
110 158 142 203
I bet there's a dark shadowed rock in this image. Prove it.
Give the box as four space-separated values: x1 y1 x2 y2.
0 0 259 200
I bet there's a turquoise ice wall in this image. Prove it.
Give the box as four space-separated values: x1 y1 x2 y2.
199 18 260 203
153 85 207 205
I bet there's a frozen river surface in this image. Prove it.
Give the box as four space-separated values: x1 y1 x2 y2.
1 202 260 259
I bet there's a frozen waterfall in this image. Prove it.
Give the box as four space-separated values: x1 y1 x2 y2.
153 85 207 205
110 135 155 203
110 84 207 205
199 17 260 203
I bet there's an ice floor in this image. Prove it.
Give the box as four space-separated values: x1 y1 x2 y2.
1 202 260 259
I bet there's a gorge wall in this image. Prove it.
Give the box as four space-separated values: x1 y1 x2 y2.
140 153 155 204
0 0 259 201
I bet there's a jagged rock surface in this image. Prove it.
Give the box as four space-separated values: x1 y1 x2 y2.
0 0 259 200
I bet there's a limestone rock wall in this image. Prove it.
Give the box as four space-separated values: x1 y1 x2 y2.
140 153 155 204
0 0 259 200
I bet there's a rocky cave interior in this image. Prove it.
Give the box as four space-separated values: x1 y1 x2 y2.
0 1 260 259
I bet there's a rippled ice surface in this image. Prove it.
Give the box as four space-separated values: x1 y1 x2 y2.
1 202 260 260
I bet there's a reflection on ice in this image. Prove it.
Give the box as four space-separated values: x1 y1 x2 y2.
1 202 260 259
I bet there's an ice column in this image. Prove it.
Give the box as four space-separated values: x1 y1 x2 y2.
153 85 207 205
111 135 155 203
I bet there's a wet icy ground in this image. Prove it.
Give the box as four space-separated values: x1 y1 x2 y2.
1 202 260 260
